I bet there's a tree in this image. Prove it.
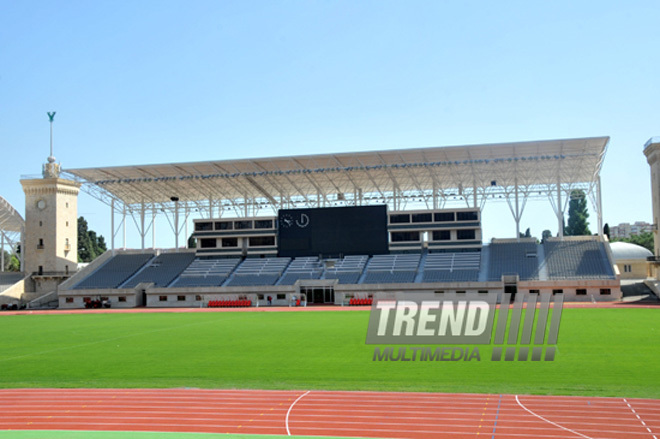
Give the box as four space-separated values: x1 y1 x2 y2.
603 223 610 240
519 227 531 238
542 229 552 241
564 190 591 236
2 250 20 272
187 234 197 249
78 216 107 262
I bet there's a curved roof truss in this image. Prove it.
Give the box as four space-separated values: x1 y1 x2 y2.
65 136 609 218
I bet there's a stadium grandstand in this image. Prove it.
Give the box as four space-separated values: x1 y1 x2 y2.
49 136 629 308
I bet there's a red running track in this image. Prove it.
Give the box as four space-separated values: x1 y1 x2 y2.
0 389 659 438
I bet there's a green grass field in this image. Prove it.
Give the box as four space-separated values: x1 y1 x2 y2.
0 308 658 398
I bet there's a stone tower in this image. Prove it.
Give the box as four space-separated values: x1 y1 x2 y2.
643 137 660 276
19 113 80 294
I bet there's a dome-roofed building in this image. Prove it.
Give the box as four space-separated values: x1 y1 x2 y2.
609 241 652 279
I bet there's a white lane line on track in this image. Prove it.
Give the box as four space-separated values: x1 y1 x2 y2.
285 390 310 436
515 395 594 439
624 398 658 439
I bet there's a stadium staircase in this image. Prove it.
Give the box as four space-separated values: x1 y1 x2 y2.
478 246 490 282
414 250 429 283
536 244 548 281
27 290 59 309
0 273 25 294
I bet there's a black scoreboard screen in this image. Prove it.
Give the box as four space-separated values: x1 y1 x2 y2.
278 205 388 258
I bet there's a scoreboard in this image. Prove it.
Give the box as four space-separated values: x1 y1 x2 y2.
278 205 388 258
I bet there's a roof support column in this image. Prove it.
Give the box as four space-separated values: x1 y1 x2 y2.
597 176 604 237
393 183 398 211
122 204 127 250
110 199 115 256
557 179 563 238
152 205 156 249
174 198 179 252
140 202 146 250
184 205 189 247
473 182 478 209
1 231 5 272
515 178 520 241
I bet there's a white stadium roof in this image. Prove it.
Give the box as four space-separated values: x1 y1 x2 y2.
62 136 609 248
65 136 608 212
0 195 24 234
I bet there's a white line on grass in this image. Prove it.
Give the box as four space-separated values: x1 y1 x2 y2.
286 390 310 436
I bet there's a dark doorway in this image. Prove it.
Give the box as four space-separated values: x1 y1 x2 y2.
301 286 335 305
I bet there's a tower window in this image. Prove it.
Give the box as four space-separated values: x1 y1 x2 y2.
37 238 44 249
39 221 42 227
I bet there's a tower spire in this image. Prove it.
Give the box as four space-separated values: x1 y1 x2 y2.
47 111 56 163
43 111 60 178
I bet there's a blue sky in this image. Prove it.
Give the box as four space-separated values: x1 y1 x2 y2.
1 1 659 247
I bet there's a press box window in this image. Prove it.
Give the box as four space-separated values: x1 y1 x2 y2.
276 294 286 300
195 222 213 231
456 211 478 221
391 231 420 242
200 238 217 248
457 229 476 240
412 213 432 223
600 288 611 295
389 214 410 223
177 295 186 301
249 236 275 246
65 297 74 303
576 289 587 295
434 212 455 222
222 238 238 247
552 289 563 295
234 220 253 229
159 296 168 302
432 230 451 241
118 296 127 302
215 221 233 230
254 220 273 229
